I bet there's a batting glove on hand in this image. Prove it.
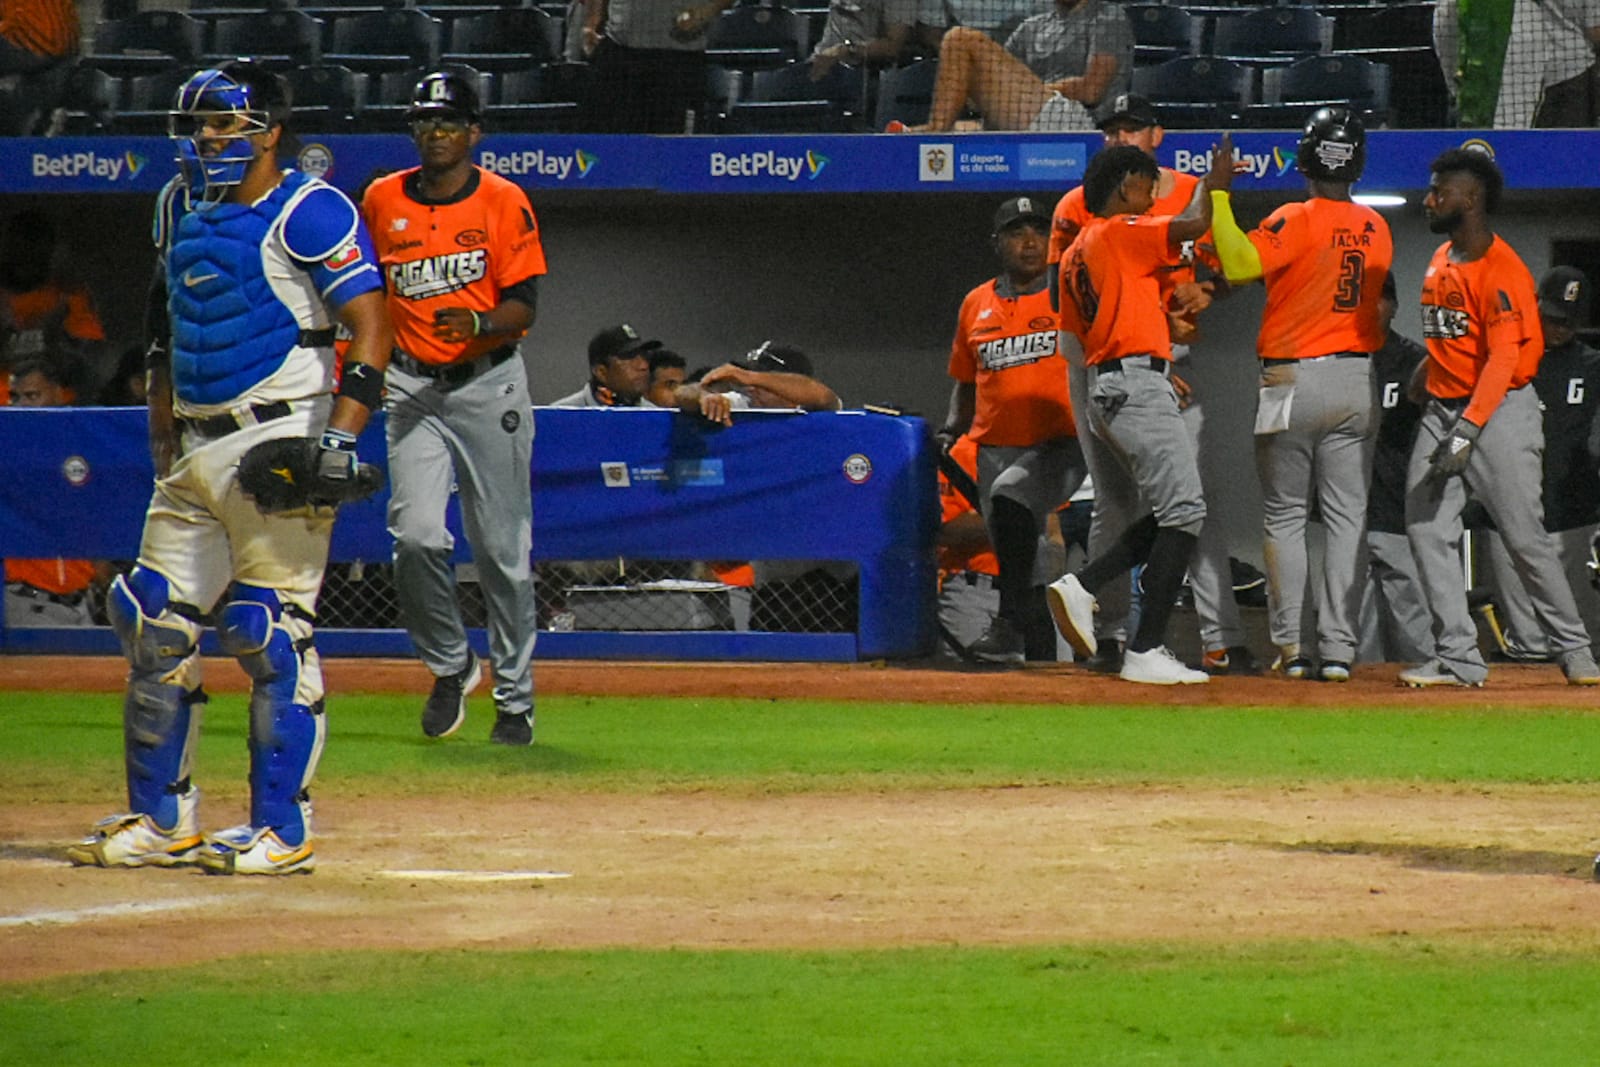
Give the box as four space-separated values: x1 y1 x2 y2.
315 428 359 483
1427 418 1480 481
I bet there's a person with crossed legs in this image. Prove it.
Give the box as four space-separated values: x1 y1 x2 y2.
1401 148 1600 687
1046 139 1235 685
1208 107 1394 683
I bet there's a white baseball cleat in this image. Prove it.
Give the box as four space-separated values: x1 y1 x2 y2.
1119 645 1209 685
66 789 202 868
196 824 315 876
1046 574 1098 659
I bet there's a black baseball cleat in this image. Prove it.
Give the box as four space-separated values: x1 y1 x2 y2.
490 708 534 747
1083 638 1124 674
422 651 482 738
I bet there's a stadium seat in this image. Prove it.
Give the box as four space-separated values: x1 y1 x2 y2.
873 57 938 130
1208 6 1332 66
705 5 811 71
1125 4 1202 67
1244 53 1391 129
325 8 444 75
115 68 195 136
1334 2 1449 128
204 9 324 69
1131 55 1253 129
51 64 120 136
85 10 205 78
285 64 368 134
724 59 865 132
700 66 745 132
443 8 563 72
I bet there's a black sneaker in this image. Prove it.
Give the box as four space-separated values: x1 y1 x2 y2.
422 652 481 739
968 615 1025 667
490 709 534 747
1084 638 1124 674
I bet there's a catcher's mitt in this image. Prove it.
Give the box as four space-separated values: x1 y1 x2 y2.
238 436 384 513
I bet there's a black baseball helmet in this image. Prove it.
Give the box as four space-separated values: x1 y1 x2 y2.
1296 106 1365 182
408 70 481 124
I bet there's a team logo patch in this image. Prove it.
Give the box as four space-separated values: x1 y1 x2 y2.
602 462 631 487
62 455 90 487
297 143 333 178
391 218 409 232
1029 316 1056 330
501 410 521 433
842 453 872 484
325 242 363 271
456 229 487 248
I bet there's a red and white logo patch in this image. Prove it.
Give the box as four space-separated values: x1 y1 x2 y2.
325 242 363 271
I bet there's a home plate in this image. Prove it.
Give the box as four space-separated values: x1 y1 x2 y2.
379 869 572 882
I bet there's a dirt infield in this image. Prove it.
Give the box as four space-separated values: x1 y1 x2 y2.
4 657 1600 984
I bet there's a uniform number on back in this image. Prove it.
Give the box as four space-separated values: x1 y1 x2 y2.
1333 250 1365 312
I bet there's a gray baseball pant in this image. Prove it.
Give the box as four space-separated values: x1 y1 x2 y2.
1068 357 1133 643
1179 377 1246 653
1359 529 1434 663
1406 388 1592 681
385 355 537 717
1255 357 1374 663
1483 524 1600 658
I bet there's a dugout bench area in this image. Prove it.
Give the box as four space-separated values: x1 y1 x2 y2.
0 406 939 662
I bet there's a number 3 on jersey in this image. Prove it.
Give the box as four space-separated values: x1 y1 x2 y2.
1333 250 1365 312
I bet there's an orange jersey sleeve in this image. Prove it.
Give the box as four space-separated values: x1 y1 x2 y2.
1049 187 1092 264
937 433 1000 578
5 557 93 595
1419 236 1543 427
948 280 1074 446
362 167 547 366
1058 214 1180 365
1247 198 1393 361
0 0 79 56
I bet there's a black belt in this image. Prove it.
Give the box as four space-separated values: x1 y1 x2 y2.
1430 394 1471 414
391 346 516 386
299 328 336 348
1097 354 1169 376
960 572 997 588
6 581 85 607
178 400 292 439
1262 351 1368 368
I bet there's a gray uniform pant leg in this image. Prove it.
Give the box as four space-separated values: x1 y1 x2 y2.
1069 357 1131 642
1408 388 1589 680
1255 358 1374 662
1485 524 1599 658
387 358 537 715
937 573 1000 658
1180 388 1245 652
1087 362 1205 532
1362 528 1434 663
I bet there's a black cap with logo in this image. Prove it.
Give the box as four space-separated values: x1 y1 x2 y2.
1538 266 1591 326
588 324 662 365
992 196 1050 235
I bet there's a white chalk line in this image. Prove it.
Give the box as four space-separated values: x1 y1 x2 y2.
0 898 223 929
378 869 573 882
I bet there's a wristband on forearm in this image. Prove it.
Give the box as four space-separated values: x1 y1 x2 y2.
337 361 384 410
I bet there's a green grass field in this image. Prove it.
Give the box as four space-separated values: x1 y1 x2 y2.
5 689 1600 1064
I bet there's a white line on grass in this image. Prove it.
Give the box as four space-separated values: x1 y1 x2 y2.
0 899 222 928
378 869 573 882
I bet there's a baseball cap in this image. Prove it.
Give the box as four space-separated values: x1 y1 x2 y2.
743 340 814 377
1538 266 1591 325
588 324 661 365
1095 92 1159 131
992 196 1050 234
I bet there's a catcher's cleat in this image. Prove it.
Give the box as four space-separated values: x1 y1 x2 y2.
1046 573 1098 659
968 616 1026 667
422 651 481 738
196 824 314 875
1398 660 1485 688
490 707 534 747
67 791 203 868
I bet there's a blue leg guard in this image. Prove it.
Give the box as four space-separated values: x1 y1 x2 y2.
108 568 205 830
217 585 326 846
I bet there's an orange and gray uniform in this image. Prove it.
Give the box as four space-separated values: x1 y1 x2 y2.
362 166 546 717
1407 238 1592 681
936 433 1002 655
1243 197 1392 665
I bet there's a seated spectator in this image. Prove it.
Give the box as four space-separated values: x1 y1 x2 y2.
647 348 688 408
915 0 1050 52
936 430 1002 660
553 324 663 407
98 344 149 407
676 341 842 425
0 209 106 403
896 0 1132 132
809 0 916 81
4 358 103 627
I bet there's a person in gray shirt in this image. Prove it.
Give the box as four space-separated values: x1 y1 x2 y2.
810 0 917 79
896 0 1132 131
581 0 736 131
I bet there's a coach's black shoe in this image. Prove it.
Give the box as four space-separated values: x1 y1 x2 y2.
490 708 534 747
1084 639 1124 674
969 616 1025 667
1202 645 1261 676
422 651 481 739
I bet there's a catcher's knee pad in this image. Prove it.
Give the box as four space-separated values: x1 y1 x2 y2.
218 585 326 845
109 568 207 825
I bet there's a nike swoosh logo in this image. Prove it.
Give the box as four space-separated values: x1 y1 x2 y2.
184 271 219 287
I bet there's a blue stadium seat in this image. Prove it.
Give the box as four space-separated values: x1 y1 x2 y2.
204 9 325 69
705 5 811 71
1244 52 1391 129
1131 55 1253 129
1208 6 1332 66
325 8 444 75
285 63 368 133
443 8 563 71
86 10 205 78
873 57 938 130
724 59 866 132
1125 4 1201 67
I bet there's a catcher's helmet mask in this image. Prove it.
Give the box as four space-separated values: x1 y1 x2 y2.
1296 106 1366 183
169 61 291 202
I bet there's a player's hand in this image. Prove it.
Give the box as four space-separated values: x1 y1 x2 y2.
699 362 750 390
1203 132 1236 193
1171 280 1214 316
810 47 842 81
1171 372 1194 410
314 428 359 484
1167 311 1199 345
431 307 479 344
698 390 734 427
1427 418 1480 481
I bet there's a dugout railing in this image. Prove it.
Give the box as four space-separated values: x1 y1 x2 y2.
0 406 939 661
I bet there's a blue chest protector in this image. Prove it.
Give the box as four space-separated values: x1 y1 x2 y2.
166 171 312 407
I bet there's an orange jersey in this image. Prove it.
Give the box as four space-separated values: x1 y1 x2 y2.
2 282 106 343
1058 214 1182 366
361 167 547 366
938 433 999 578
1247 198 1392 361
6 557 92 595
0 0 79 56
948 278 1075 445
1419 236 1543 428
1050 167 1199 264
